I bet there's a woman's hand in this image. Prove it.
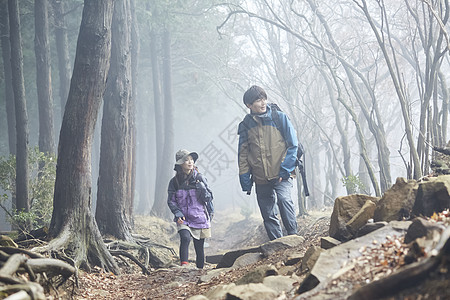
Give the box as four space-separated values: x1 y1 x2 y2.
177 217 185 224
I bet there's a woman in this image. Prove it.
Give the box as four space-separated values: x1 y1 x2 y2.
167 149 214 268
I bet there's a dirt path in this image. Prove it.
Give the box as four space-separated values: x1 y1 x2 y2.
63 210 331 299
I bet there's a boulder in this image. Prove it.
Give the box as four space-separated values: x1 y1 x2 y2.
260 235 305 256
301 246 323 273
262 275 297 294
225 283 278 300
412 175 450 217
216 246 261 268
320 236 341 249
232 252 263 268
204 283 236 300
149 246 174 268
329 194 380 241
374 177 418 222
346 200 377 235
298 222 410 297
356 221 388 237
404 217 445 244
284 253 303 265
235 265 278 285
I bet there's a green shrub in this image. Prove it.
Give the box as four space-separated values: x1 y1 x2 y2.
0 147 56 231
341 174 366 194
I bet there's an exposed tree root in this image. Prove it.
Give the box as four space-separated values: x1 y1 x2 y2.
105 237 176 273
110 250 150 275
0 250 76 300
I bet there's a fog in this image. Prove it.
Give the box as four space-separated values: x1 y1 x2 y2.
0 0 450 226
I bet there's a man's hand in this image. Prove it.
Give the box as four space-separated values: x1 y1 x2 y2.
279 177 283 182
177 217 185 224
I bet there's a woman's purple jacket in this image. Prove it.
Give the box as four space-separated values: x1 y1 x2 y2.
167 169 213 229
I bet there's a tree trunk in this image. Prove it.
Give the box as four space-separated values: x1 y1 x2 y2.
438 71 449 144
0 0 15 155
357 0 422 179
35 0 55 155
48 0 118 274
96 0 133 241
8 0 29 212
151 27 173 218
129 0 139 222
148 23 164 215
308 0 391 193
51 0 72 119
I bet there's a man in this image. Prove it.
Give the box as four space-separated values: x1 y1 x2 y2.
237 85 299 240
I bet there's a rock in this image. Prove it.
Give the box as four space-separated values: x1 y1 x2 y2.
235 265 278 285
187 295 208 300
232 252 263 268
301 246 323 273
329 194 380 241
404 217 445 244
298 223 410 297
225 283 278 300
199 268 227 283
206 253 225 264
346 200 377 235
260 235 305 256
262 275 297 294
412 175 450 217
284 253 303 265
320 236 341 249
356 221 387 237
217 246 261 268
278 265 297 276
374 177 418 222
149 246 175 268
204 283 236 300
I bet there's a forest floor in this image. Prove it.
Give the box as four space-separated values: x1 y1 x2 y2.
51 208 449 300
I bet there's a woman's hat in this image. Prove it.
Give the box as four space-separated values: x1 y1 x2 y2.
175 149 198 165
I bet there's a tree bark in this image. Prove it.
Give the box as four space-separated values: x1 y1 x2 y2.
149 23 165 215
0 0 15 155
96 0 133 241
51 0 72 119
48 0 118 274
151 27 174 218
129 0 139 222
35 0 55 155
8 0 29 212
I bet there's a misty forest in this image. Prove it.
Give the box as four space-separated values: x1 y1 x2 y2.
0 0 450 299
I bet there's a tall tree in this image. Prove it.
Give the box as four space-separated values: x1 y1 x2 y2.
96 0 133 240
129 0 139 219
8 0 29 212
51 0 72 119
149 24 165 215
151 26 174 218
355 0 422 179
35 0 55 155
46 0 119 273
0 0 15 155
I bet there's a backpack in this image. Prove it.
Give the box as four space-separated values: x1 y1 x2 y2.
268 103 304 167
268 103 310 197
